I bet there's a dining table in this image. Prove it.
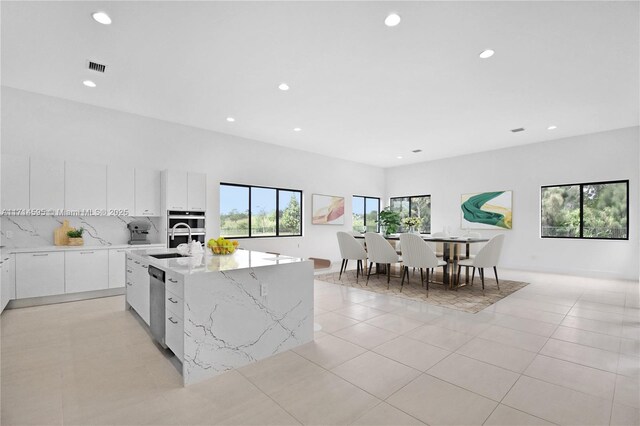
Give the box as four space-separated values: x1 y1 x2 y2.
355 234 489 289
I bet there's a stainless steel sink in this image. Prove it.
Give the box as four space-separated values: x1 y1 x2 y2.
149 253 189 259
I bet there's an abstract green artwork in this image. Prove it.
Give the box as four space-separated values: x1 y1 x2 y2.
461 191 512 230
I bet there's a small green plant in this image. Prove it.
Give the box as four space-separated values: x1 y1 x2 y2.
377 208 401 235
67 227 84 238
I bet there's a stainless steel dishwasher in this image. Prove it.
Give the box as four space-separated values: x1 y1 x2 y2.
148 265 167 347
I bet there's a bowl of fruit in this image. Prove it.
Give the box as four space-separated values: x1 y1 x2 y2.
207 237 239 255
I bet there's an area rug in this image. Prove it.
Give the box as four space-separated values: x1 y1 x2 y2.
315 268 528 314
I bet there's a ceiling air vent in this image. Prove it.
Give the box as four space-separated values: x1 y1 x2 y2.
511 128 525 133
87 61 106 73
412 149 423 153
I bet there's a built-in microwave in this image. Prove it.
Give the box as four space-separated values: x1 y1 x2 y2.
166 210 206 248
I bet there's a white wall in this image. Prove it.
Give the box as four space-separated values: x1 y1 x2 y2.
386 127 639 280
1 87 385 262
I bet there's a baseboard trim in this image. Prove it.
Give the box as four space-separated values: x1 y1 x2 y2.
5 288 125 309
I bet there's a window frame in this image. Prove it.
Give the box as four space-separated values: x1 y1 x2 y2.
389 194 432 233
220 182 303 239
540 179 629 241
352 195 381 233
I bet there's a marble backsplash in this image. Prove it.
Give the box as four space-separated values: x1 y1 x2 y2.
0 216 163 248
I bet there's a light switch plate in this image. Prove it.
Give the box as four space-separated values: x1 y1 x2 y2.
260 283 268 296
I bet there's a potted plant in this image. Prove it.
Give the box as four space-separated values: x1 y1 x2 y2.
67 227 85 246
402 216 423 234
377 208 401 236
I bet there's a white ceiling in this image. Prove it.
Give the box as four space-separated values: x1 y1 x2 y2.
2 1 638 167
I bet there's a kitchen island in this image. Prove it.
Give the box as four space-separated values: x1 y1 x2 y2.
125 247 314 385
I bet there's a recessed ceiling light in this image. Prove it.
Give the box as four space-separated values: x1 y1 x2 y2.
385 13 401 27
479 49 495 59
547 125 557 130
226 117 235 122
396 155 403 159
293 127 301 132
92 12 112 25
83 80 96 88
278 83 290 91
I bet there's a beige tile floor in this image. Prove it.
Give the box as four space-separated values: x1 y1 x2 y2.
1 269 639 425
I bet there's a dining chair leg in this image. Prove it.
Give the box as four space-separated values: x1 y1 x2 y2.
420 268 424 287
471 267 475 285
339 259 345 280
387 264 391 288
480 268 485 294
366 262 373 285
493 266 500 290
426 268 430 296
400 266 408 292
356 260 360 283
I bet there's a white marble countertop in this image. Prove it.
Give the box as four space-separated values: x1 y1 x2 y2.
2 243 165 254
128 247 307 276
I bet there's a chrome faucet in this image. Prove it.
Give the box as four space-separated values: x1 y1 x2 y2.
171 222 192 242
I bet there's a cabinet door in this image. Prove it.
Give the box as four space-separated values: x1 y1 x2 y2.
65 250 109 294
165 312 184 361
127 257 150 325
108 249 128 288
30 157 65 211
107 166 135 215
187 172 206 211
135 169 161 216
1 255 16 311
1 154 30 211
165 170 188 211
16 252 65 298
65 161 107 212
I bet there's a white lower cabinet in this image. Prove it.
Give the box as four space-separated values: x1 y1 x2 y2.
65 250 109 294
16 252 65 298
1 254 16 311
165 309 184 362
108 248 128 288
126 256 150 325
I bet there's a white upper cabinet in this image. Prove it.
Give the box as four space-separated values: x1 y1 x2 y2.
1 153 30 211
65 161 107 211
164 170 188 210
187 172 206 211
107 165 135 215
135 168 161 216
30 157 64 211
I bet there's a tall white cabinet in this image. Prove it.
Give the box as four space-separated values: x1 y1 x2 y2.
163 170 206 212
30 157 65 211
107 166 135 214
1 154 29 211
135 169 161 216
187 172 207 211
65 161 107 211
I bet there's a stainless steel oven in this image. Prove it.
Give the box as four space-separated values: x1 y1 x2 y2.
167 210 206 248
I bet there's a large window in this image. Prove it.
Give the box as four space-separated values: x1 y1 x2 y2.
541 180 628 240
220 183 302 238
352 196 380 232
390 195 431 233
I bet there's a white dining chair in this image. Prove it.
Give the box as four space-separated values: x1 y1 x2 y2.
348 230 366 247
336 232 368 283
364 232 401 288
456 234 505 292
429 231 446 257
399 233 447 295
